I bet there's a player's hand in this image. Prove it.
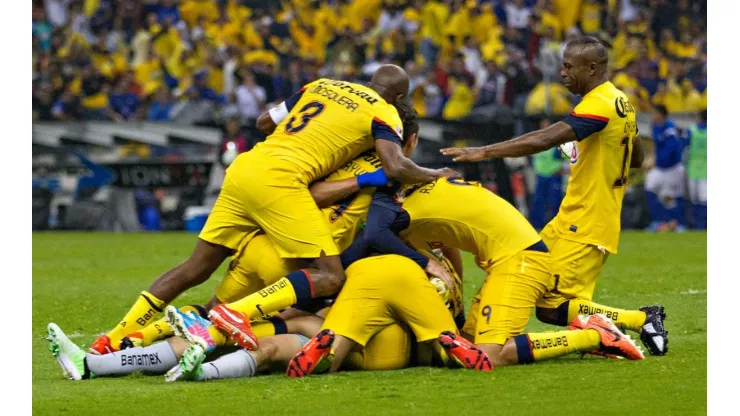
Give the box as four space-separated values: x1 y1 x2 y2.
425 259 455 299
357 168 389 188
435 167 462 179
440 146 488 162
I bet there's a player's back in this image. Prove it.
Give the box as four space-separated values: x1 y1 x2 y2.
558 81 638 253
400 178 541 271
250 79 402 185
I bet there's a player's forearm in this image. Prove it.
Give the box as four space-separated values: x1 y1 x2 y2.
482 130 555 158
385 157 441 184
482 122 576 159
309 178 361 208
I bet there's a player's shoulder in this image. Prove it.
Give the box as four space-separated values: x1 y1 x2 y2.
574 82 634 120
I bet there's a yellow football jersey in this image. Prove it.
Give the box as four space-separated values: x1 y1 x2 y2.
400 178 541 272
319 151 381 252
250 78 404 185
559 81 638 253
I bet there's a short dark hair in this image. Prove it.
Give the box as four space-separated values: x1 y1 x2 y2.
395 100 419 141
566 36 609 66
655 104 669 117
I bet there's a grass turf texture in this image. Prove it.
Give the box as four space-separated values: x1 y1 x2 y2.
33 232 707 415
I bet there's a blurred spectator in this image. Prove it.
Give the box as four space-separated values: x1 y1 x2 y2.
33 8 53 54
236 70 267 121
579 0 602 36
44 0 71 27
686 109 707 229
77 65 119 121
529 118 564 229
474 59 506 108
51 89 81 121
30 0 706 124
33 83 55 121
148 87 174 121
109 77 140 121
156 0 181 24
645 105 687 232
505 0 531 30
220 117 251 168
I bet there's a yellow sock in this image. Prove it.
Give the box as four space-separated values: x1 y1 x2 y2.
133 305 204 347
514 330 601 363
568 299 647 332
227 274 309 319
108 291 167 346
208 325 231 347
135 318 171 347
251 316 289 339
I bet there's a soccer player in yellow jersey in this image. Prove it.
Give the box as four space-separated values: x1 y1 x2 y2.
441 36 668 356
394 177 643 367
90 64 459 355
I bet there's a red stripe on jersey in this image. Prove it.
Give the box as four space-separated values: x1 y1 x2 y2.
570 112 609 122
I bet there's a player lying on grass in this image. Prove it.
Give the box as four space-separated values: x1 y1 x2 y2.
45 309 326 381
288 176 645 376
90 65 459 355
440 36 667 356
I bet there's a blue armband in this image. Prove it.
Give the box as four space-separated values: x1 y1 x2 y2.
357 168 388 188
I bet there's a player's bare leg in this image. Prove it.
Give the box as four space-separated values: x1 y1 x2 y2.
148 239 234 300
91 239 232 354
208 252 346 350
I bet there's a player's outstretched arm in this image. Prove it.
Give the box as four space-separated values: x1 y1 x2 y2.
376 140 461 184
630 134 645 168
440 121 578 162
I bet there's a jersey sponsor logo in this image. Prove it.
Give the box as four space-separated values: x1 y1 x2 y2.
121 352 162 367
317 80 379 104
614 96 635 118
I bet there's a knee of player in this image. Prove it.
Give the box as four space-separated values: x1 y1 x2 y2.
493 342 520 367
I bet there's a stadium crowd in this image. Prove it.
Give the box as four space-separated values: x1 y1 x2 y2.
32 0 707 124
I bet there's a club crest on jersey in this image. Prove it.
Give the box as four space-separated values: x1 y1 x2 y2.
395 125 404 140
559 141 579 164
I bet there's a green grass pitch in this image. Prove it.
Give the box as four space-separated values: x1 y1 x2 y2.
33 232 706 415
